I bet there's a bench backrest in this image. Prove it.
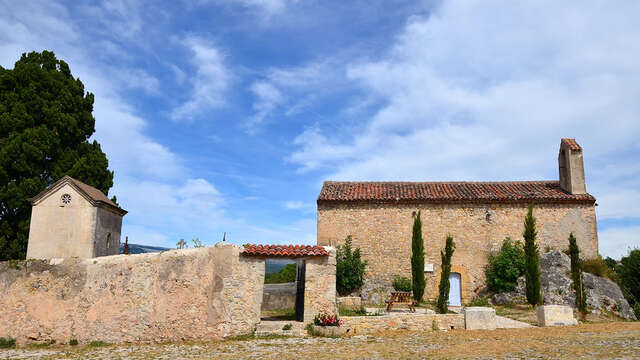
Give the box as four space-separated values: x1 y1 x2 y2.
391 291 412 302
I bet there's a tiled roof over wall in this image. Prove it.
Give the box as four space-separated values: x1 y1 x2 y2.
561 138 582 151
317 181 595 204
241 244 329 257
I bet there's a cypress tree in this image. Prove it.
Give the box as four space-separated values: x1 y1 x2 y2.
523 205 542 306
569 233 587 319
411 211 426 302
437 235 455 314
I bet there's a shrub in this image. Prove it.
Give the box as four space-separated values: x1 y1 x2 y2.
392 275 412 292
485 237 525 293
0 337 16 349
69 339 78 346
583 256 618 281
282 323 292 331
411 211 426 302
338 305 367 316
437 235 455 314
568 233 587 318
467 297 489 307
313 313 342 327
619 249 640 307
336 235 367 296
523 205 542 306
265 263 297 284
634 302 640 320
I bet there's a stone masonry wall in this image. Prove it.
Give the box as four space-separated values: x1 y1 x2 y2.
262 282 296 311
0 243 264 344
303 247 338 323
342 313 465 335
318 202 597 304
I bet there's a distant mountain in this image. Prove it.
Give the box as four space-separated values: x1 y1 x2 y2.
120 243 171 254
266 259 296 274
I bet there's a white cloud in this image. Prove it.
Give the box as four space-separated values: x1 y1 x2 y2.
598 226 640 259
207 0 299 18
284 200 314 213
171 36 230 121
247 81 284 131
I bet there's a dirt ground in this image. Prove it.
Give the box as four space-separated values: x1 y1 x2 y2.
1 322 639 359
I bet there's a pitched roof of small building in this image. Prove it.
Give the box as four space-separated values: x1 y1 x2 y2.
29 175 127 215
241 244 329 257
317 180 595 204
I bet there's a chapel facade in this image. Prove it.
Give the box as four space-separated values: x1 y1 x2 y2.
317 138 598 305
27 176 127 259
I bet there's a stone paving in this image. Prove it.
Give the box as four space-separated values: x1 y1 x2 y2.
1 321 638 359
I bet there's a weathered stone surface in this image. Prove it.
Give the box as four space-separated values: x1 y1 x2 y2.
312 325 348 337
464 307 496 330
491 251 636 320
342 313 464 335
318 203 598 305
262 282 296 311
337 296 362 310
0 244 265 344
537 305 578 326
303 247 338 323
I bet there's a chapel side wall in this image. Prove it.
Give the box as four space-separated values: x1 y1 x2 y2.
318 202 597 304
93 207 123 257
27 184 96 259
0 244 264 344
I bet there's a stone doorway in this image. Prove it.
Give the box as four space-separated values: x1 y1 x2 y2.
261 259 300 321
449 272 462 306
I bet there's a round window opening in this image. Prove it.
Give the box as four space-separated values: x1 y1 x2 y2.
61 193 72 204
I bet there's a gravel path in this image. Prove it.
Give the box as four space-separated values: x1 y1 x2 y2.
1 322 638 359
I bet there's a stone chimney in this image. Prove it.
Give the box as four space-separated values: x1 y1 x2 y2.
558 138 586 194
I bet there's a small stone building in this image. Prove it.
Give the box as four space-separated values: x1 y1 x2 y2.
317 138 598 305
27 176 127 259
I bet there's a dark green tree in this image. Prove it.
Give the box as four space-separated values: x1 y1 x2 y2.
336 235 367 296
485 237 526 293
618 249 640 309
437 235 455 314
523 205 542 305
0 51 114 260
411 211 426 302
568 233 587 319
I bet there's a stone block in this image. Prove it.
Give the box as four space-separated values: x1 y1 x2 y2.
537 305 578 326
464 307 496 330
337 296 362 310
311 325 347 337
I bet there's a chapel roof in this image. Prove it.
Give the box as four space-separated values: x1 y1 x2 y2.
317 180 595 204
29 175 127 215
241 244 329 258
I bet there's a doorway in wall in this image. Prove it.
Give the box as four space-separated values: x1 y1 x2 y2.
448 272 462 306
261 259 305 322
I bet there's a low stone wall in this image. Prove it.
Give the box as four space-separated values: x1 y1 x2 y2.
0 244 265 344
341 313 465 335
337 296 362 310
262 282 296 311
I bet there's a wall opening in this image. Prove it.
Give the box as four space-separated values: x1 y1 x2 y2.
261 259 304 322
448 272 462 306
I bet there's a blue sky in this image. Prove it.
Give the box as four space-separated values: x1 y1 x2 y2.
1 0 639 258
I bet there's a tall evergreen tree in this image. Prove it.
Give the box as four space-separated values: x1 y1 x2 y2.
411 211 426 302
0 51 114 260
437 235 455 314
523 205 542 305
568 233 587 319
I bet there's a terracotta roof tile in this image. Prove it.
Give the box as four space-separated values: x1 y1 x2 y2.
561 138 582 151
241 244 329 257
318 181 595 204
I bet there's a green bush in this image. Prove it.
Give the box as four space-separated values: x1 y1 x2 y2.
392 275 412 292
264 263 297 284
619 249 640 307
0 337 16 349
583 256 618 281
634 302 640 320
336 235 367 296
467 297 489 307
485 237 525 293
69 339 78 346
282 323 292 331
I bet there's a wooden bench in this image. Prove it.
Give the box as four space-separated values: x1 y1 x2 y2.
386 291 416 312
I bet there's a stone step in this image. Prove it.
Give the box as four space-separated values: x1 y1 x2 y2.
495 315 534 329
255 320 307 337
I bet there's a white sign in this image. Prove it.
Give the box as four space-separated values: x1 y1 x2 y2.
424 263 434 272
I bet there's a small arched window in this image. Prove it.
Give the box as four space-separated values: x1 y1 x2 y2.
106 232 111 249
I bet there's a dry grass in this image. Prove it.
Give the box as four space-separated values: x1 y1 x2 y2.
1 322 638 359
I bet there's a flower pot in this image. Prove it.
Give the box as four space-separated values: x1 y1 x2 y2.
312 325 347 337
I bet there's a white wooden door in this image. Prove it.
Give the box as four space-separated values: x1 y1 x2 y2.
449 272 462 306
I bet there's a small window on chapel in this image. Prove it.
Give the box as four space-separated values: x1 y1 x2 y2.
106 233 111 248
61 193 72 204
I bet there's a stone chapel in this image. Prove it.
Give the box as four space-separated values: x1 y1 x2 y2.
27 176 127 259
316 138 598 305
